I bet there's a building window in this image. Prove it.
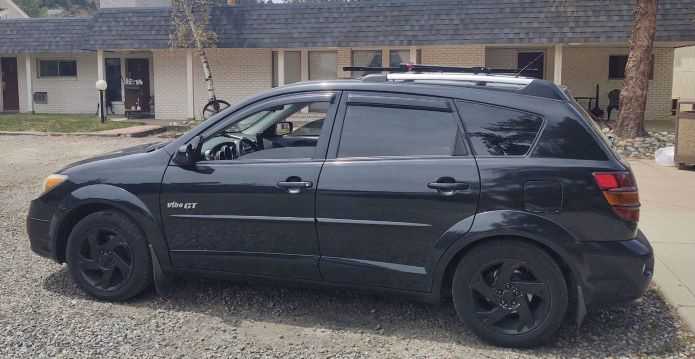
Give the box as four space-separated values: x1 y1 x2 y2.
38 60 77 78
272 51 302 88
308 51 337 80
389 49 410 67
352 50 383 78
609 55 654 80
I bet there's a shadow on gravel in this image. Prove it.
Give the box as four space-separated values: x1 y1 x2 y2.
44 268 690 357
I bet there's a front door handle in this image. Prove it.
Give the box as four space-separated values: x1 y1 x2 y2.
428 178 469 196
277 179 314 194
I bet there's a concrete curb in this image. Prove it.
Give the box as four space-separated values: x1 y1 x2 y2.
0 125 166 138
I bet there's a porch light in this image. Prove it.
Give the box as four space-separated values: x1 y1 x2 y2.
96 80 108 123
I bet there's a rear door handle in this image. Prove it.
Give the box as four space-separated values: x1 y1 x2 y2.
428 179 469 196
277 180 313 194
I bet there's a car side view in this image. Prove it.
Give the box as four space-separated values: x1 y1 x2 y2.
27 65 654 348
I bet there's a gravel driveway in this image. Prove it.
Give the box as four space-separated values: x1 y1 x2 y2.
1 135 694 358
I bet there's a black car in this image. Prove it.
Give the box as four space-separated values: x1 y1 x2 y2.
27 67 653 348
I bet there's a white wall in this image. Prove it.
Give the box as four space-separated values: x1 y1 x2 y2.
673 46 695 100
0 0 29 19
99 0 170 8
30 53 99 114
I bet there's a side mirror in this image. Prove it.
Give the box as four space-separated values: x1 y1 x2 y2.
173 135 202 166
276 121 293 136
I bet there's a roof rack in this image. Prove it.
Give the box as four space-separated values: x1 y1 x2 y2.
342 63 564 100
343 64 533 75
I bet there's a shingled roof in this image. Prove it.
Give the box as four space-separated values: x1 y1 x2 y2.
1 0 695 54
0 17 90 54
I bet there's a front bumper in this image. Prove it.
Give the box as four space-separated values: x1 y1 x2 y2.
27 198 60 262
578 230 654 308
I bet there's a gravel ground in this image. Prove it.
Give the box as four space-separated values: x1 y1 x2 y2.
1 135 694 358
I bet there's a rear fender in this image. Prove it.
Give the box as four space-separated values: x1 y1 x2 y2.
431 210 582 301
50 184 171 269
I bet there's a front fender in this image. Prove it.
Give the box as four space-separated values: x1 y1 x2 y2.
50 184 171 268
431 210 583 300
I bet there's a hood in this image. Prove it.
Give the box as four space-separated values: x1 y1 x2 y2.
58 141 170 173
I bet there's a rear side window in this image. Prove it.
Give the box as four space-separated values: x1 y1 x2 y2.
456 101 543 156
533 118 608 160
338 105 466 158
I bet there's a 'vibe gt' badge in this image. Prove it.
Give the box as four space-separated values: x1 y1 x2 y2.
167 201 199 210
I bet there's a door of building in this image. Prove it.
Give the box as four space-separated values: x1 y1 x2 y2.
1 57 20 112
124 59 151 113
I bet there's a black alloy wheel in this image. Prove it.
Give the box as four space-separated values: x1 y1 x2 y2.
75 228 133 291
452 240 568 348
468 259 549 335
66 211 152 301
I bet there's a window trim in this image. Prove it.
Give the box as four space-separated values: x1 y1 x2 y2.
196 91 340 164
37 59 78 79
328 91 469 160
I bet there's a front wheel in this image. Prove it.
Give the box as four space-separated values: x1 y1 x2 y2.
66 210 152 301
452 240 568 348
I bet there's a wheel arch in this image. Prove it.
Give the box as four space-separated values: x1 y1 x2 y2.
51 184 171 268
432 210 581 307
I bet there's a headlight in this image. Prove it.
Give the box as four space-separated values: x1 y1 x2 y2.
42 174 68 194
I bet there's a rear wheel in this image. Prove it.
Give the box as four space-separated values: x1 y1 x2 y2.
66 210 152 301
452 240 568 347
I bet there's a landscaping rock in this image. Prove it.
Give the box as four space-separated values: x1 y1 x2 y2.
601 127 676 159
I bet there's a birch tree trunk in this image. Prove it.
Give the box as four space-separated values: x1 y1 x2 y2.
187 15 216 102
615 0 656 138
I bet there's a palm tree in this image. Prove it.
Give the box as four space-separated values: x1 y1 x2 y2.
615 0 657 138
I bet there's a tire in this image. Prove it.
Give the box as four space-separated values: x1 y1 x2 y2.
66 210 152 301
452 240 568 348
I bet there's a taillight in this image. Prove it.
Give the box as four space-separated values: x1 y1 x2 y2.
593 172 640 222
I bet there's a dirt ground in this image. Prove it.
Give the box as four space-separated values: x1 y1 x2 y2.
0 135 693 358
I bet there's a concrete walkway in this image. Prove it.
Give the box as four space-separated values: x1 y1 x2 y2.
630 159 695 330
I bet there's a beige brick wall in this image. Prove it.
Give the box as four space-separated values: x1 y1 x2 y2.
192 48 272 120
421 45 485 67
153 49 188 120
562 46 674 121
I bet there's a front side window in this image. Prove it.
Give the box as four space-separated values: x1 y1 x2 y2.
351 50 383 78
38 60 77 78
457 101 543 157
201 100 331 161
338 105 465 158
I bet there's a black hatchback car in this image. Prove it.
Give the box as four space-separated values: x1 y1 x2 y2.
27 67 653 348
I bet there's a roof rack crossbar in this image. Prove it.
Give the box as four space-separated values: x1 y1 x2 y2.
343 64 535 75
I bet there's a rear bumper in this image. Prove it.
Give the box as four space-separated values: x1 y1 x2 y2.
579 230 654 308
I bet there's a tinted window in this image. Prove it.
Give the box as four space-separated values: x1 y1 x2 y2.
338 105 464 158
457 101 543 156
533 117 608 160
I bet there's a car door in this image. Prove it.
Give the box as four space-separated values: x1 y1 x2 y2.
316 92 480 292
161 91 339 280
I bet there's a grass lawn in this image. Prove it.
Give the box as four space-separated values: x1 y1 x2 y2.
0 113 144 133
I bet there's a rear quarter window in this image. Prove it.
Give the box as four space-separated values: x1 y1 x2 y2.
532 117 608 161
456 101 543 156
